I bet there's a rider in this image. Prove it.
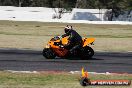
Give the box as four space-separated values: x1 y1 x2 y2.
62 25 83 54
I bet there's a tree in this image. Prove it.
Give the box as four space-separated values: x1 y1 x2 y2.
21 0 32 7
52 0 77 19
3 0 13 6
98 0 126 20
75 0 101 9
0 0 2 5
123 0 132 12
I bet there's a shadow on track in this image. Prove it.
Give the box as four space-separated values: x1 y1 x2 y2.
64 57 104 60
0 48 42 55
1 48 132 60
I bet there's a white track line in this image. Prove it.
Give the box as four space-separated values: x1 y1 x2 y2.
5 70 131 75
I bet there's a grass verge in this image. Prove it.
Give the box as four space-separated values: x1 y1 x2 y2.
0 71 131 88
0 20 132 52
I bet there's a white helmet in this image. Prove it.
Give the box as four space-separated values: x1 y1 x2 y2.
64 25 72 33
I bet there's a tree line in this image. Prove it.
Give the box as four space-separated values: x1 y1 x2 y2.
0 0 132 11
0 0 76 8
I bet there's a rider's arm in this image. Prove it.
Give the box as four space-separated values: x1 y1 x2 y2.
62 33 68 38
68 32 74 41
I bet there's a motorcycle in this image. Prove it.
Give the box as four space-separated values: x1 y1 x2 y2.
42 35 95 59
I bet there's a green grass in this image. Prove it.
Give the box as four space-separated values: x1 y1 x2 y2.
0 71 131 88
0 20 132 38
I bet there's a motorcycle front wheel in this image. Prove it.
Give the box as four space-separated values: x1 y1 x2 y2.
42 48 56 59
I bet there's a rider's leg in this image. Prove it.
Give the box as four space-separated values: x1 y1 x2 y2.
69 44 81 54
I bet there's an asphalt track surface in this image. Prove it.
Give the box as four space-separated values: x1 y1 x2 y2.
0 48 132 73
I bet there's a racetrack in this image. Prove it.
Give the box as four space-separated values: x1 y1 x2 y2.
0 48 132 73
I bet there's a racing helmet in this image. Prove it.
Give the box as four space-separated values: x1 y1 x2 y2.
64 25 72 34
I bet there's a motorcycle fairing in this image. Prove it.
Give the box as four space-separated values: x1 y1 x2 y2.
47 38 68 57
83 38 95 47
52 48 68 57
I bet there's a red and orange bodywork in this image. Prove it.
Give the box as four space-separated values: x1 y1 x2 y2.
45 36 95 57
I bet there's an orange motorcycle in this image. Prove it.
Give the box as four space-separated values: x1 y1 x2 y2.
42 35 95 59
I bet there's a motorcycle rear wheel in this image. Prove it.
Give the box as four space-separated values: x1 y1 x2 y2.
81 46 94 59
42 48 56 59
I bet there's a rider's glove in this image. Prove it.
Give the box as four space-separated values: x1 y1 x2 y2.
62 34 67 38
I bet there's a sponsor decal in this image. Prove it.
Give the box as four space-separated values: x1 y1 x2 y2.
80 68 131 86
